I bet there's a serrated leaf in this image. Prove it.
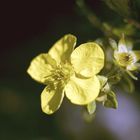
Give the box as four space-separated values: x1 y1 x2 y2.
103 91 118 109
87 101 96 115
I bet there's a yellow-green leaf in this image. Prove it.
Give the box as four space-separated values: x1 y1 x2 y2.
41 85 64 115
97 75 108 88
87 101 96 115
122 73 135 93
65 75 100 105
103 91 118 109
96 76 109 102
71 42 104 77
48 34 77 64
96 94 107 102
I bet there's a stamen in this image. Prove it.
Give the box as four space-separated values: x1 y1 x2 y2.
44 63 74 87
118 52 135 67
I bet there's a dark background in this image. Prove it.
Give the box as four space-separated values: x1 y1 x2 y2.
0 0 140 140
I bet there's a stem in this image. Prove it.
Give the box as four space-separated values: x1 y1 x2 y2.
76 0 117 38
124 18 140 29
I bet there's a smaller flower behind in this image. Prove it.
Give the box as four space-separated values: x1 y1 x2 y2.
87 75 118 115
111 34 140 80
27 34 105 115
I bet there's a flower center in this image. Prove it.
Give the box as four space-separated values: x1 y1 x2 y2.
116 52 135 67
45 62 74 89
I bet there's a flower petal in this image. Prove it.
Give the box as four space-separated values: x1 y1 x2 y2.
127 64 137 71
48 34 77 64
71 42 104 77
27 53 56 84
109 38 118 50
133 51 140 62
126 70 138 80
41 86 64 114
118 35 128 53
65 75 100 105
126 40 133 51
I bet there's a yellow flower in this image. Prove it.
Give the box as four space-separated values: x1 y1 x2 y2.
114 35 140 71
27 34 104 114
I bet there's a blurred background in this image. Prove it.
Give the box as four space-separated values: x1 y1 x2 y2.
1 0 140 140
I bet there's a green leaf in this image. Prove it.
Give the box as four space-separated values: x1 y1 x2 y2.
112 24 135 37
96 76 110 102
97 75 108 88
96 94 107 102
121 73 135 93
83 110 96 122
87 101 96 115
103 91 118 109
108 73 122 85
102 83 110 93
97 75 110 93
